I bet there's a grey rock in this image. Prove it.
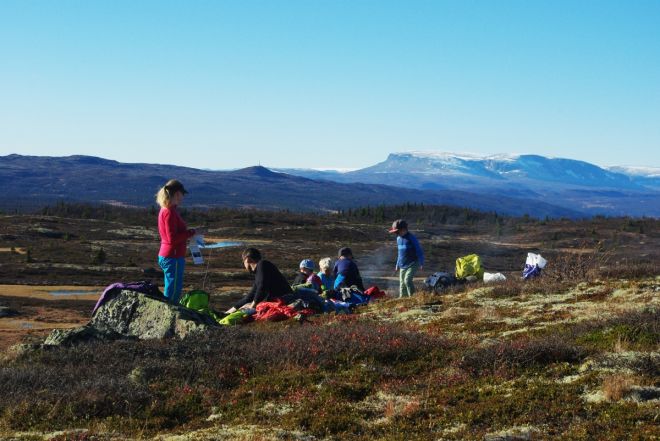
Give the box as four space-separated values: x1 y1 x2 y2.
626 386 660 403
419 303 443 313
44 324 123 346
44 289 219 346
484 426 539 441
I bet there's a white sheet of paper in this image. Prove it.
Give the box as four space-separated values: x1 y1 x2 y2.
189 243 204 265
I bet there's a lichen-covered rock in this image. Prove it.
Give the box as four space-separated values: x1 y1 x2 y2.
2 342 43 361
484 426 540 441
44 289 219 346
44 324 124 346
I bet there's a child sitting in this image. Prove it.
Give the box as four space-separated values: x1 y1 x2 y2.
292 259 323 293
317 257 336 298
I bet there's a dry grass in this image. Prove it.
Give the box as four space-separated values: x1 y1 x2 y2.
602 374 636 401
0 247 26 254
614 334 632 353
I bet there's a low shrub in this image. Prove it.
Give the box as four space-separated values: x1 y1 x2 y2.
0 318 451 432
571 309 659 352
459 335 588 377
596 262 658 280
577 324 658 352
488 279 524 298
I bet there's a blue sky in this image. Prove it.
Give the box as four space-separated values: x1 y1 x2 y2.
1 0 659 169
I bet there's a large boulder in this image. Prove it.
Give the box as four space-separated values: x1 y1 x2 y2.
44 289 219 346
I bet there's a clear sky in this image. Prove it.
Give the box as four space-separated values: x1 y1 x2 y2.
1 0 659 170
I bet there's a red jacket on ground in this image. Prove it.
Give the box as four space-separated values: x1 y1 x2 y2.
158 206 195 258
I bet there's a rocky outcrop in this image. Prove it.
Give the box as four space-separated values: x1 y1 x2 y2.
44 289 219 346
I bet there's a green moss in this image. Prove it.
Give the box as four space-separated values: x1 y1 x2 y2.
561 402 660 440
577 324 659 351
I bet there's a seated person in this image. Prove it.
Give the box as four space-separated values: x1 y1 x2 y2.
292 259 323 293
333 247 365 291
225 248 293 313
317 257 336 296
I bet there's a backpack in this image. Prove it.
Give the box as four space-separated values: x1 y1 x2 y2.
455 254 484 280
522 253 547 280
179 289 223 324
424 272 457 293
523 264 542 280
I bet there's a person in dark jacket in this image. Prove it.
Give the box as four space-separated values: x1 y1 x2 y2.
333 247 365 291
225 248 293 313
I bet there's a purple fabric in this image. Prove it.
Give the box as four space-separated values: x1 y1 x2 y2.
92 281 162 315
522 264 542 280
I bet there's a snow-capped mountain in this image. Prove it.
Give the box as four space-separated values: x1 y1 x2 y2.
358 152 643 189
605 165 660 191
606 165 660 178
278 152 660 217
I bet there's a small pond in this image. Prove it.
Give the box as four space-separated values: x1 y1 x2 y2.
49 290 99 296
198 241 243 249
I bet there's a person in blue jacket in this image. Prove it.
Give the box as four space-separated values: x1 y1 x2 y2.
389 219 424 298
317 257 336 295
333 247 365 292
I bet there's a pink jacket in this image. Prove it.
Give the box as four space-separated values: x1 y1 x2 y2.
158 206 195 258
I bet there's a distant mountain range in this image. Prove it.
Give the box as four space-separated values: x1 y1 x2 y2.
1 153 658 218
277 152 660 217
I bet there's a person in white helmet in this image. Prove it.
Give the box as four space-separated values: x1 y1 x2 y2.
292 258 323 293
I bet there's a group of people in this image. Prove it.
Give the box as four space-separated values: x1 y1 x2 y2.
155 179 425 311
225 246 365 314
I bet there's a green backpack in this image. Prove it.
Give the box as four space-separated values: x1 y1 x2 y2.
455 254 484 280
179 289 223 324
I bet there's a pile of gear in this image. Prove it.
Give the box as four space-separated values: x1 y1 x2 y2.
424 252 548 293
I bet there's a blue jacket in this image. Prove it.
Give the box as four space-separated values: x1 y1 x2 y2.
317 271 335 291
396 232 424 269
333 258 365 291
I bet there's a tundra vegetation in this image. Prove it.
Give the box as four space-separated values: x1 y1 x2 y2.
0 203 658 440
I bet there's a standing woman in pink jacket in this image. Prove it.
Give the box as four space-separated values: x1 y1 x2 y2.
155 179 198 304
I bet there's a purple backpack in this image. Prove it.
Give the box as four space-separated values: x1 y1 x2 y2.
92 281 162 315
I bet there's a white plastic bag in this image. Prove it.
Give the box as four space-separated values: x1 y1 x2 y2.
484 272 507 283
526 253 547 269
